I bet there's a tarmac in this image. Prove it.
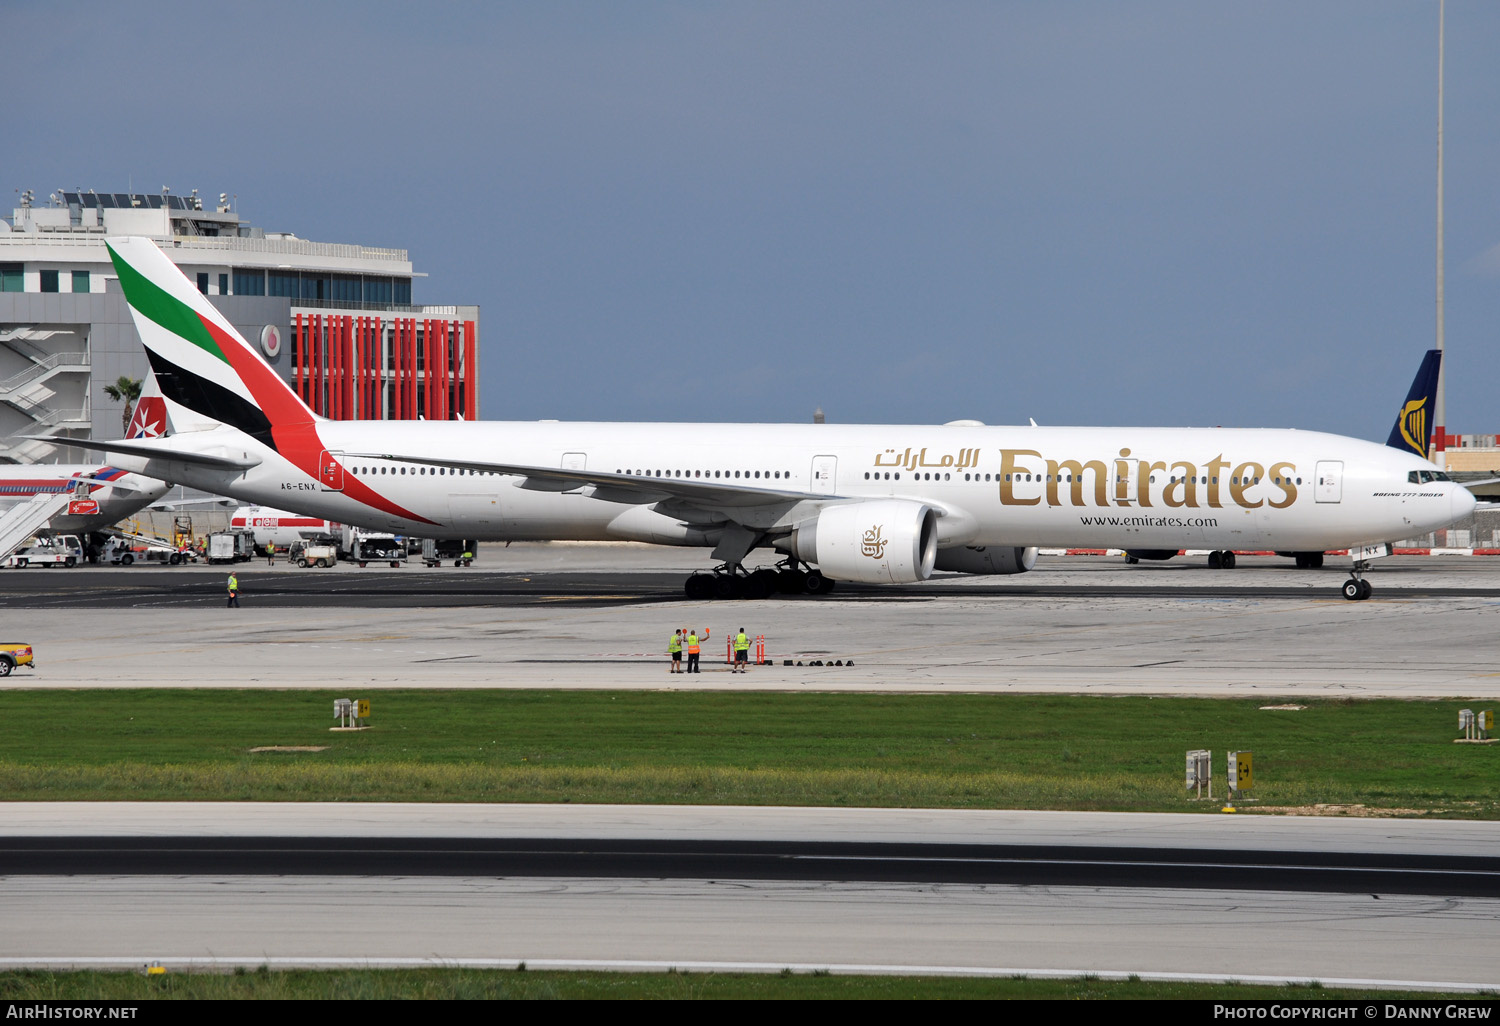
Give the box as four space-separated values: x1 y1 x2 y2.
2 545 1498 697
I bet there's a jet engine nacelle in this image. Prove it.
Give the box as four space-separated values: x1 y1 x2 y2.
778 499 938 584
933 545 1038 575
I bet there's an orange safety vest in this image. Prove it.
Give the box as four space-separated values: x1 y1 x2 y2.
687 628 708 654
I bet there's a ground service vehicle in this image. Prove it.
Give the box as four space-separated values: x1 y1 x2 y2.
90 237 1479 602
420 538 476 567
291 540 338 568
207 530 255 564
352 532 405 568
4 535 84 569
0 643 35 676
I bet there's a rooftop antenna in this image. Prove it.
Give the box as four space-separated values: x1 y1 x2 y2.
813 407 825 424
1433 0 1447 466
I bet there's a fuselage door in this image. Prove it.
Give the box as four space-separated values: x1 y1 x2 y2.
561 452 587 473
811 455 837 495
1315 461 1343 503
319 450 346 492
1115 460 1140 506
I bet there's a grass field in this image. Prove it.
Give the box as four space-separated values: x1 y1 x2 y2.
0 690 1493 814
0 968 1489 1001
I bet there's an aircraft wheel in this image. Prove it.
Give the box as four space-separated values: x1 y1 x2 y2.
1222 551 1236 569
742 571 773 600
777 569 806 594
1312 553 1324 569
714 574 743 600
804 571 835 595
1358 579 1373 600
1125 556 1139 565
1341 579 1362 601
1208 551 1222 569
685 574 714 600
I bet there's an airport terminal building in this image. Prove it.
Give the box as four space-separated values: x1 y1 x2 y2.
0 190 479 464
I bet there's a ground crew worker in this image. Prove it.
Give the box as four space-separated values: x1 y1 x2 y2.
226 572 240 608
668 629 683 673
733 627 750 673
266 542 275 566
686 627 709 673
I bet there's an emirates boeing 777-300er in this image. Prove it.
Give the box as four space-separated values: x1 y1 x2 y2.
76 236 1474 601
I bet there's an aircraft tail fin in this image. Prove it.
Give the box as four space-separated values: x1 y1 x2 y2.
124 368 171 439
1385 349 1442 458
104 237 317 447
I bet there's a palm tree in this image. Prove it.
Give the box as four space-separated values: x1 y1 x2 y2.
102 376 143 434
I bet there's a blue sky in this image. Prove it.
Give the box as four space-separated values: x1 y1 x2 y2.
6 1 1497 440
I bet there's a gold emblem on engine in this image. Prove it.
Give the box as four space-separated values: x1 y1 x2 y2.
861 525 887 559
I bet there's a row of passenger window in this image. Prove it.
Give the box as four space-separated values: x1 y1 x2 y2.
351 465 496 477
614 469 791 481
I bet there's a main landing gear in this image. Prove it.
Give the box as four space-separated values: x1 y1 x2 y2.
683 559 836 600
1207 550 1237 569
1341 560 1373 601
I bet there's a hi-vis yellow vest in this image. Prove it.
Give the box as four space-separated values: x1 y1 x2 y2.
735 632 749 652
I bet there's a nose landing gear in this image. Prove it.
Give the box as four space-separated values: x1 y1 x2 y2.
1342 561 1373 601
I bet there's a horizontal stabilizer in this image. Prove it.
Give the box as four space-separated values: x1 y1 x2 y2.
25 436 262 470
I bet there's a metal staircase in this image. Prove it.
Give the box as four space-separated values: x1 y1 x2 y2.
0 492 75 562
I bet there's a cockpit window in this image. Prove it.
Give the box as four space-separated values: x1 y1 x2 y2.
1411 470 1453 484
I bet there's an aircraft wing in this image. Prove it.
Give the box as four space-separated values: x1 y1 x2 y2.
342 451 835 511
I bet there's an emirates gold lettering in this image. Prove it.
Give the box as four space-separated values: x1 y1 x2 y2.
986 449 1296 511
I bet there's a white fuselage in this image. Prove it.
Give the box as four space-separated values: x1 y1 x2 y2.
107 420 1474 555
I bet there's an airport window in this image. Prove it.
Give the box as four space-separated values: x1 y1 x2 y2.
219 273 228 295
0 264 21 292
197 273 209 294
72 270 89 293
40 270 59 293
394 279 411 305
233 269 266 296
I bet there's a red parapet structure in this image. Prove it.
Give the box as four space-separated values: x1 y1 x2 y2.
295 313 304 404
463 320 477 420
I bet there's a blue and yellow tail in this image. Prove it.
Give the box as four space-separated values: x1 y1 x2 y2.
1385 350 1442 458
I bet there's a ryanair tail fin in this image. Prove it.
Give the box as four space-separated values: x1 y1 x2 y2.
104 237 317 448
1385 349 1442 458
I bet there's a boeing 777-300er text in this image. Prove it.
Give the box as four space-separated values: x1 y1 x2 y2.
75 237 1474 601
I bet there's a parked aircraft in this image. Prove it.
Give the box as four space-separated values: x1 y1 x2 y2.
76 236 1475 600
1 377 172 558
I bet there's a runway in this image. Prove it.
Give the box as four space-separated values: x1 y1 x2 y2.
2 806 1497 989
2 550 1498 697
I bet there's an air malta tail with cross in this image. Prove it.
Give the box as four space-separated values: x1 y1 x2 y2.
89 236 1473 601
